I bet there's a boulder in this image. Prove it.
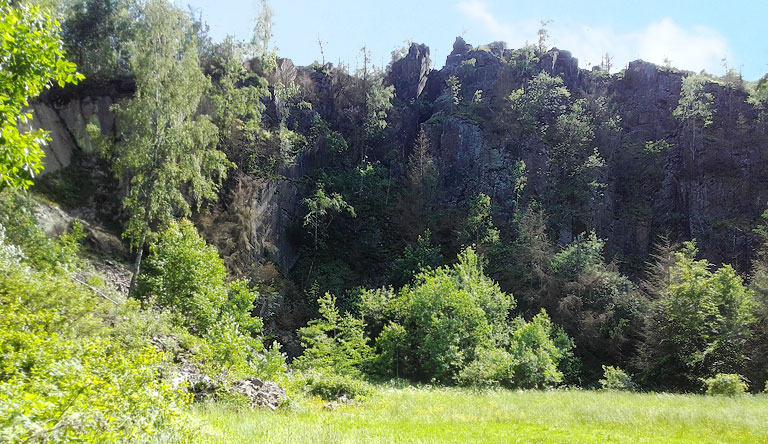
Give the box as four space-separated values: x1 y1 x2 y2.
231 378 287 410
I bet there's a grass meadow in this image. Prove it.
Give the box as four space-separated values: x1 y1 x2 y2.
191 387 768 443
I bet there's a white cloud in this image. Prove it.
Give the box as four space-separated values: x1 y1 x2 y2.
457 0 732 75
456 0 538 48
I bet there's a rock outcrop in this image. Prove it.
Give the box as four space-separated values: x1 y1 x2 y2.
33 38 768 275
231 378 287 410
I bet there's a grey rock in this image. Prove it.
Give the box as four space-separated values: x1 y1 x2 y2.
232 378 287 410
386 43 431 102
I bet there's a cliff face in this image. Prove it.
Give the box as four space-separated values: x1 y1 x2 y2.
36 39 768 274
387 39 768 272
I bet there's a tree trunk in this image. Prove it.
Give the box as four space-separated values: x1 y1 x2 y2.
128 236 146 297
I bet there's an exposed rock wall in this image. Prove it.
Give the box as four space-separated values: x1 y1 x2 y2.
29 97 115 174
35 39 768 273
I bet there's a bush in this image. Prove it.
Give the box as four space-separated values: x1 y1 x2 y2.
364 248 575 388
398 248 514 383
764 380 768 393
0 227 193 443
137 219 229 335
703 373 747 396
138 220 286 384
298 370 373 401
293 293 373 377
0 192 83 273
599 366 636 391
506 311 573 389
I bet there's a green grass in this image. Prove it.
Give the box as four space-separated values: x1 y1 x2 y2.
192 387 768 443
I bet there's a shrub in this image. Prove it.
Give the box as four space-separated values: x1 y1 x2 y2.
764 380 768 393
137 219 228 335
293 293 373 377
506 311 572 389
299 370 373 401
367 248 575 388
399 248 514 383
458 311 573 389
0 192 83 273
0 230 193 443
373 322 408 378
703 373 747 396
599 366 636 391
138 220 286 383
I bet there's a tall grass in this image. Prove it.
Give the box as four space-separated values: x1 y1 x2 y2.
192 387 768 443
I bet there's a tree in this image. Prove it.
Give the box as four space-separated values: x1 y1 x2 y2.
537 19 553 56
100 0 231 290
136 219 228 334
250 0 273 59
60 0 134 79
673 74 714 159
508 72 570 134
302 184 356 250
293 292 373 376
389 230 443 288
458 193 500 254
0 0 82 190
639 242 755 390
204 36 269 166
398 128 439 240
446 75 461 113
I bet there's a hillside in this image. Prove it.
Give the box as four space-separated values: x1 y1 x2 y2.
2 0 768 441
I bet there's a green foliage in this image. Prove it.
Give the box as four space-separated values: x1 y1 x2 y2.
545 99 605 231
551 231 605 280
138 220 227 334
641 242 755 390
398 248 514 383
458 193 500 252
674 75 715 128
372 322 408 378
446 75 461 111
0 0 83 190
365 247 572 388
644 139 671 154
250 0 273 59
302 184 356 250
61 0 134 79
702 373 747 396
507 45 540 78
0 224 193 443
389 230 444 288
298 370 373 401
310 117 348 154
137 219 285 382
673 74 715 156
0 192 84 273
204 36 269 167
458 311 572 389
294 293 373 377
102 0 231 249
364 81 395 142
600 366 636 391
509 72 570 131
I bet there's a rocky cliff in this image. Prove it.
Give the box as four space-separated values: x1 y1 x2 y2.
34 38 768 275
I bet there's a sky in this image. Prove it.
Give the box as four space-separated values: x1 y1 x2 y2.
184 0 768 81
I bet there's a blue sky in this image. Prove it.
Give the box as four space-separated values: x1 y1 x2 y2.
185 0 768 80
